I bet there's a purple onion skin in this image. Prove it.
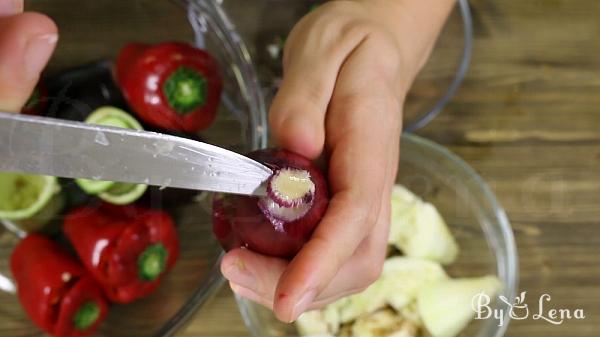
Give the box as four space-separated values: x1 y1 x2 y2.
212 149 329 258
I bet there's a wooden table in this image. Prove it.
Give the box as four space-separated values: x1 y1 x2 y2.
182 1 600 337
18 1 600 337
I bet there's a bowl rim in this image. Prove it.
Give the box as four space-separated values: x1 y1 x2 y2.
152 1 270 336
235 133 519 337
405 0 474 132
402 133 518 337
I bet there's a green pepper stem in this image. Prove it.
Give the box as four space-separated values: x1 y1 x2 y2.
73 301 101 331
163 66 207 115
138 243 169 281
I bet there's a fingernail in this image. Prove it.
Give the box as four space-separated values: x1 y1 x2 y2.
222 258 256 288
0 0 23 16
25 33 58 79
290 289 317 322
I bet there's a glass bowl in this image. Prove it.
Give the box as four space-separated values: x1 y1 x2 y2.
0 1 266 337
236 133 518 337
220 0 473 132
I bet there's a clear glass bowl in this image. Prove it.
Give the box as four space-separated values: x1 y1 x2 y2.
236 133 519 337
220 0 473 132
0 1 266 337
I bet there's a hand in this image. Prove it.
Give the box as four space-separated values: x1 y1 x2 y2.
0 0 57 112
221 0 455 322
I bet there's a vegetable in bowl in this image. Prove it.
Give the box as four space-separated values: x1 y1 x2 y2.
10 235 109 337
75 106 148 205
295 185 502 337
116 42 223 134
0 173 64 233
1 39 225 337
64 204 180 304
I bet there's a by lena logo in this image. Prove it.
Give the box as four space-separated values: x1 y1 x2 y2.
472 291 585 326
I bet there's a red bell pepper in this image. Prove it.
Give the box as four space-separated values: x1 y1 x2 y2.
116 42 223 133
10 235 108 337
21 81 48 115
63 204 179 303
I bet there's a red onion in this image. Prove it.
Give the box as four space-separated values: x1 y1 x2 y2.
212 149 329 258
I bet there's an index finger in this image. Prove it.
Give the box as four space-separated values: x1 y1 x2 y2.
272 45 402 322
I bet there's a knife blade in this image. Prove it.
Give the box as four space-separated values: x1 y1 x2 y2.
0 112 272 196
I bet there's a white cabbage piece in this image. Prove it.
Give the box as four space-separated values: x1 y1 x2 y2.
296 305 341 336
330 277 390 324
389 185 459 265
388 185 421 245
399 302 422 326
417 275 502 337
296 310 329 336
323 257 446 326
380 257 448 311
323 305 341 334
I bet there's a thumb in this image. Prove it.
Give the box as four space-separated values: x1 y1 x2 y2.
267 11 370 159
268 63 332 159
0 12 58 112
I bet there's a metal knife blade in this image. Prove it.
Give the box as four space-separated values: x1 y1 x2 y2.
0 112 272 196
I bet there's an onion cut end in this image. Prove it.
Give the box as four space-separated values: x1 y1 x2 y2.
259 167 316 225
267 168 316 207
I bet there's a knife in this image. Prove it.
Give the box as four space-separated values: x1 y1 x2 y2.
0 112 272 196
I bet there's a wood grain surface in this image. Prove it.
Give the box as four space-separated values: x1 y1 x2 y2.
13 0 600 337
